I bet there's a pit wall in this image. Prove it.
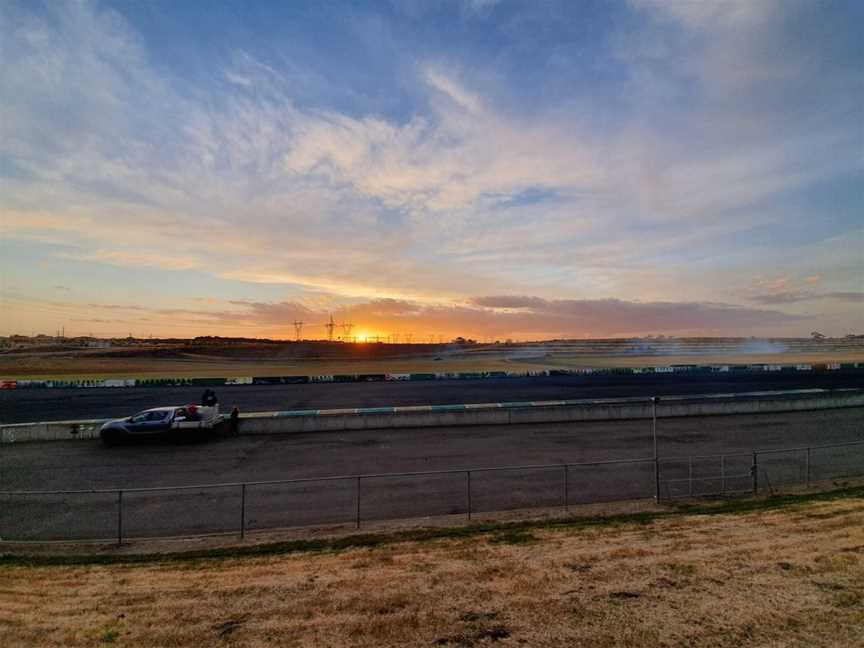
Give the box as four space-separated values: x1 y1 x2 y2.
1 362 862 390
2 389 863 444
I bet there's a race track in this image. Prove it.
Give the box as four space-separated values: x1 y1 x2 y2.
2 407 863 541
3 370 864 424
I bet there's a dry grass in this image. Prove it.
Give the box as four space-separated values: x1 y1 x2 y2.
2 350 862 380
2 496 864 646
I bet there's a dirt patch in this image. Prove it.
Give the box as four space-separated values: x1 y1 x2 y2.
457 611 499 623
435 626 511 646
564 561 592 573
488 530 538 545
212 616 247 638
608 590 641 599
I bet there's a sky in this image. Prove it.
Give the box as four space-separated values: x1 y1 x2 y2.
1 0 862 341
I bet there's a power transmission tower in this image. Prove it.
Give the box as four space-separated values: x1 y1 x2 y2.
340 322 354 341
293 321 304 341
325 314 335 342
405 332 413 344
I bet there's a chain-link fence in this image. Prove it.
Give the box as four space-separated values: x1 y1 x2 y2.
2 440 863 543
658 441 864 499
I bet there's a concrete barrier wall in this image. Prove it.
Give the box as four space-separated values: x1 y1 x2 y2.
239 389 864 434
0 419 106 444
3 389 862 444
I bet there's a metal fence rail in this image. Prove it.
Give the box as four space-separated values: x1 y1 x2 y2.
2 440 863 543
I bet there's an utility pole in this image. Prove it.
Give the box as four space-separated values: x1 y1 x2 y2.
652 396 661 501
292 321 304 341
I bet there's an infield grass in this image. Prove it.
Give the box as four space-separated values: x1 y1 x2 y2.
2 350 862 380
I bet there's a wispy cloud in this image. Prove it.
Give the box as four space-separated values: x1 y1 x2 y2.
1 0 861 337
751 292 864 306
423 65 484 113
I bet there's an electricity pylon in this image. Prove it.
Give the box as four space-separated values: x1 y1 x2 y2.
340 322 354 341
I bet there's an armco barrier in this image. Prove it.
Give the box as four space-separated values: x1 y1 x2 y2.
3 389 863 444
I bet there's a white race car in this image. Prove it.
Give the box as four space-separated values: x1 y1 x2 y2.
100 405 222 446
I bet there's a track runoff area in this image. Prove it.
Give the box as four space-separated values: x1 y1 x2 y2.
2 370 864 541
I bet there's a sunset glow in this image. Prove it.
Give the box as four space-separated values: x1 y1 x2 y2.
1 1 861 340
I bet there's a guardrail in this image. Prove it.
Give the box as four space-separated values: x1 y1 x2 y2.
2 439 863 544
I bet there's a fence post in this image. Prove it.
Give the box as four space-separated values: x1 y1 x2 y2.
721 454 726 495
805 447 811 488
563 464 569 513
239 483 246 540
355 476 361 530
466 471 472 521
752 452 758 495
652 397 660 502
117 490 123 546
688 455 693 497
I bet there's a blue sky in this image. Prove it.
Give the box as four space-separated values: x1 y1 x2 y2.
1 0 862 339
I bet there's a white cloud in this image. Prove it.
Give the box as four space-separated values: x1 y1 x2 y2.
57 249 207 272
224 71 253 87
423 66 484 113
463 0 501 14
631 0 773 29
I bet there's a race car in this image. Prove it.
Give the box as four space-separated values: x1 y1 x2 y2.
99 405 222 446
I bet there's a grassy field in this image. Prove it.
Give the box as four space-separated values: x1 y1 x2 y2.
2 490 863 647
2 350 863 380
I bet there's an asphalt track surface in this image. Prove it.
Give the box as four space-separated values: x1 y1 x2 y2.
3 370 864 424
2 406 863 541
